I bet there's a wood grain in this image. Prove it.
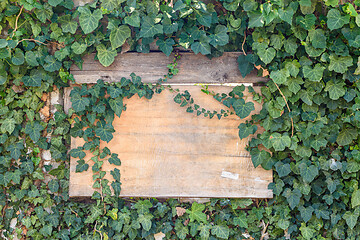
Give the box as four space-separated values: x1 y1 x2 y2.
70 52 265 84
68 86 273 198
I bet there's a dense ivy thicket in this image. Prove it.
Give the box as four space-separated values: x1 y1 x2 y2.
1 0 360 239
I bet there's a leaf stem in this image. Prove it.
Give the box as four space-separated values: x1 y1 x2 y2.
273 81 294 137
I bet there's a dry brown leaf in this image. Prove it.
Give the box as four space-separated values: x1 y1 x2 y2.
39 106 50 118
41 93 48 102
176 207 186 217
183 219 189 226
154 232 166 240
12 85 24 93
121 41 131 54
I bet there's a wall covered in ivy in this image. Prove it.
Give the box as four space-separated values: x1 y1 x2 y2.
1 0 360 239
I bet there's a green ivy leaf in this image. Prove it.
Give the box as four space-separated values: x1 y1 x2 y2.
233 212 248 228
1 118 16 134
186 202 207 223
209 25 229 47
278 7 294 25
275 162 291 177
25 121 44 142
351 189 360 208
133 200 152 214
298 206 314 223
250 148 271 168
124 11 140 27
71 42 87 55
282 188 301 210
110 25 131 50
270 68 290 85
95 120 115 143
248 11 264 28
232 99 255 119
48 179 59 193
343 211 359 229
71 93 90 112
211 225 229 239
258 47 276 65
12 48 25 65
76 159 89 172
139 16 163 38
96 44 117 67
156 38 175 56
300 223 316 240
270 133 291 151
79 8 103 34
238 123 257 140
43 55 62 72
302 64 325 82
25 51 39 67
58 14 78 34
237 54 255 78
109 97 123 118
327 9 349 31
299 163 319 183
138 214 153 231
70 147 86 159
336 128 358 146
191 36 211 55
108 153 121 166
22 69 42 87
7 142 24 159
328 55 353 73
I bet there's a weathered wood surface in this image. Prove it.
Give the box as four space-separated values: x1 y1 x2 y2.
70 52 264 84
68 86 273 198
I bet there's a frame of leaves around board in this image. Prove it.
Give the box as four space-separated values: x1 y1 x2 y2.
1 0 360 239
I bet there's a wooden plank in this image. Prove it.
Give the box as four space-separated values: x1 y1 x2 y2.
70 52 264 84
68 86 272 198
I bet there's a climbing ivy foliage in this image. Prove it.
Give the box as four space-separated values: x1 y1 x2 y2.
1 0 360 239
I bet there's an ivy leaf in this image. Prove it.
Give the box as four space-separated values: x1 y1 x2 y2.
211 225 229 239
258 47 276 65
138 214 153 231
108 153 121 166
133 200 152 214
110 25 131 50
139 17 163 38
238 123 257 140
12 49 25 65
69 147 86 159
232 99 255 119
270 68 290 85
300 223 316 240
233 212 248 228
298 206 314 223
250 148 271 168
328 55 353 73
248 11 264 28
110 168 121 182
58 14 78 34
1 118 16 134
109 97 123 117
48 0 62 7
25 51 39 67
79 8 103 34
209 25 229 47
95 120 115 143
71 42 87 55
275 162 291 177
25 121 44 142
21 160 34 174
71 93 90 112
22 69 42 87
299 163 319 183
76 160 89 172
124 11 140 27
336 128 358 146
351 189 360 208
310 138 327 151
96 44 117 67
43 55 61 72
186 202 207 223
325 80 345 100
278 7 294 25
156 38 175 56
302 64 325 82
327 9 349 31
191 36 211 55
282 188 301 209
343 211 359 229
308 29 326 48
48 179 59 193
270 133 291 151
237 54 254 78
7 142 24 159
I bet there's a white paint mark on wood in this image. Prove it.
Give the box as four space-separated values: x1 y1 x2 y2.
221 171 239 180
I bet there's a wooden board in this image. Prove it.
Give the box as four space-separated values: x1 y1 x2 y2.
68 86 273 198
70 52 265 84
